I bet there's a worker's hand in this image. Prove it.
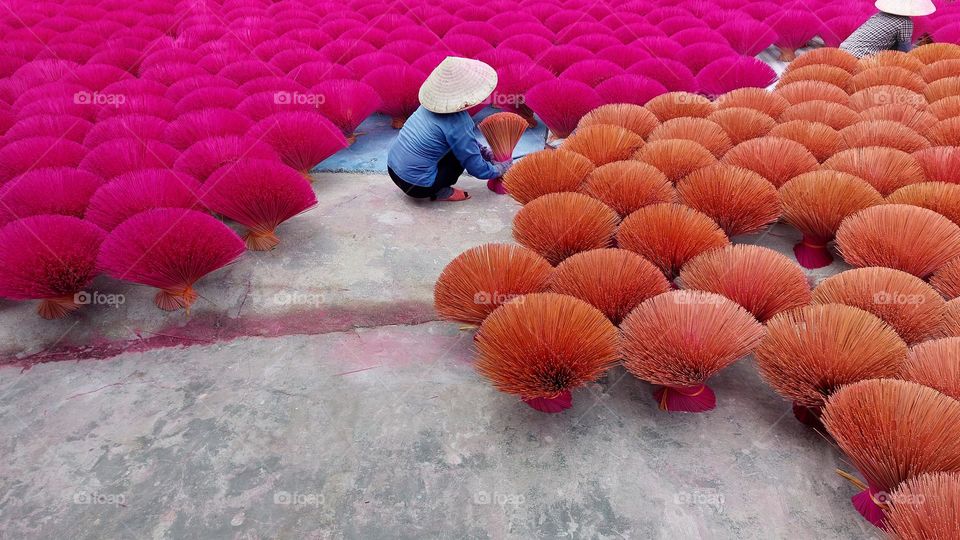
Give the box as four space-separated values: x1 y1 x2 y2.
494 159 513 176
479 144 494 162
917 32 933 46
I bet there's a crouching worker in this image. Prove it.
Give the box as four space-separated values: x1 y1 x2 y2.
840 0 935 57
387 57 510 202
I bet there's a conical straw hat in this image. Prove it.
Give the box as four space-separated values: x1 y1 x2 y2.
875 0 935 16
419 57 498 114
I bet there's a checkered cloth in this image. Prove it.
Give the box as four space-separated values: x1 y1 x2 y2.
840 12 914 58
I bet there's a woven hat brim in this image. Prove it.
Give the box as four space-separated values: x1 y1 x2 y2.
875 0 936 16
419 57 498 114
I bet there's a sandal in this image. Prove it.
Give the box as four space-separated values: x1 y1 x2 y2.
435 188 470 202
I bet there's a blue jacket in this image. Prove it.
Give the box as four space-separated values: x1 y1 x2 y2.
387 107 501 187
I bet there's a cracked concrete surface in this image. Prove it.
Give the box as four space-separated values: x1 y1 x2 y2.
0 172 880 539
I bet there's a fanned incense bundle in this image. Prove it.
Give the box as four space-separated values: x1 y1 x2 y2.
474 293 619 413
813 268 946 345
715 87 790 118
706 107 776 145
822 379 960 528
434 243 552 326
937 299 960 338
512 192 618 265
676 164 780 237
175 136 278 181
776 81 850 106
721 136 819 188
524 78 602 138
579 161 675 218
928 95 960 121
695 56 777 98
501 149 595 205
922 59 960 84
633 139 717 184
644 91 714 122
787 47 858 73
836 204 960 279
562 124 644 166
850 85 926 112
779 171 883 268
0 168 103 226
646 117 732 157
885 473 960 539
621 290 765 412
860 104 938 136
84 170 201 231
769 120 846 162
888 182 960 226
777 64 852 90
856 50 924 73
841 120 930 153
679 245 811 322
768 10 820 61
0 137 87 183
931 258 960 299
778 100 861 130
900 338 960 400
576 103 660 138
251 112 348 176
823 147 925 196
757 305 907 426
848 66 926 94
927 118 960 146
914 146 960 184
594 74 667 107
549 248 670 324
911 42 960 64
0 216 105 319
97 208 245 311
617 203 730 282
477 112 528 163
204 160 318 251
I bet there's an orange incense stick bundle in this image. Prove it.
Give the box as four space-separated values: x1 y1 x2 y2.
474 292 619 413
822 379 960 528
512 192 618 265
617 203 730 283
646 117 732 157
707 107 776 145
756 304 907 426
715 87 790 118
787 47 858 73
856 50 925 74
860 104 938 136
721 136 819 187
930 257 960 299
633 139 717 184
675 164 780 237
778 170 884 268
840 120 931 153
887 182 960 226
850 85 926 112
900 338 960 401
885 473 960 540
434 243 553 326
478 112 528 162
777 64 853 89
848 66 926 94
502 149 595 205
579 161 675 218
621 290 765 412
813 267 946 345
936 298 960 338
823 147 925 196
769 120 846 162
836 204 960 279
576 103 660 138
925 76 960 103
910 42 960 64
778 100 862 130
549 248 670 324
562 124 644 166
644 91 714 121
678 244 811 322
913 146 960 183
776 80 850 106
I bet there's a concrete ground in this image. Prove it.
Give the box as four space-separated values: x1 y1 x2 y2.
0 171 881 539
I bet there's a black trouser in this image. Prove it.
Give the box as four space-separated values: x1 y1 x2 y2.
388 152 465 199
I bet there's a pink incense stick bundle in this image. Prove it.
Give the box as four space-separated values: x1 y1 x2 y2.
174 87 247 116
84 169 202 231
251 112 348 176
717 19 777 55
164 108 253 150
204 159 318 251
628 58 697 93
595 75 667 107
0 137 87 184
621 290 765 413
2 114 91 144
310 79 381 143
767 10 821 61
362 64 427 129
80 138 180 180
175 135 279 181
0 167 103 226
696 57 777 98
97 208 246 312
0 215 106 319
524 78 602 139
